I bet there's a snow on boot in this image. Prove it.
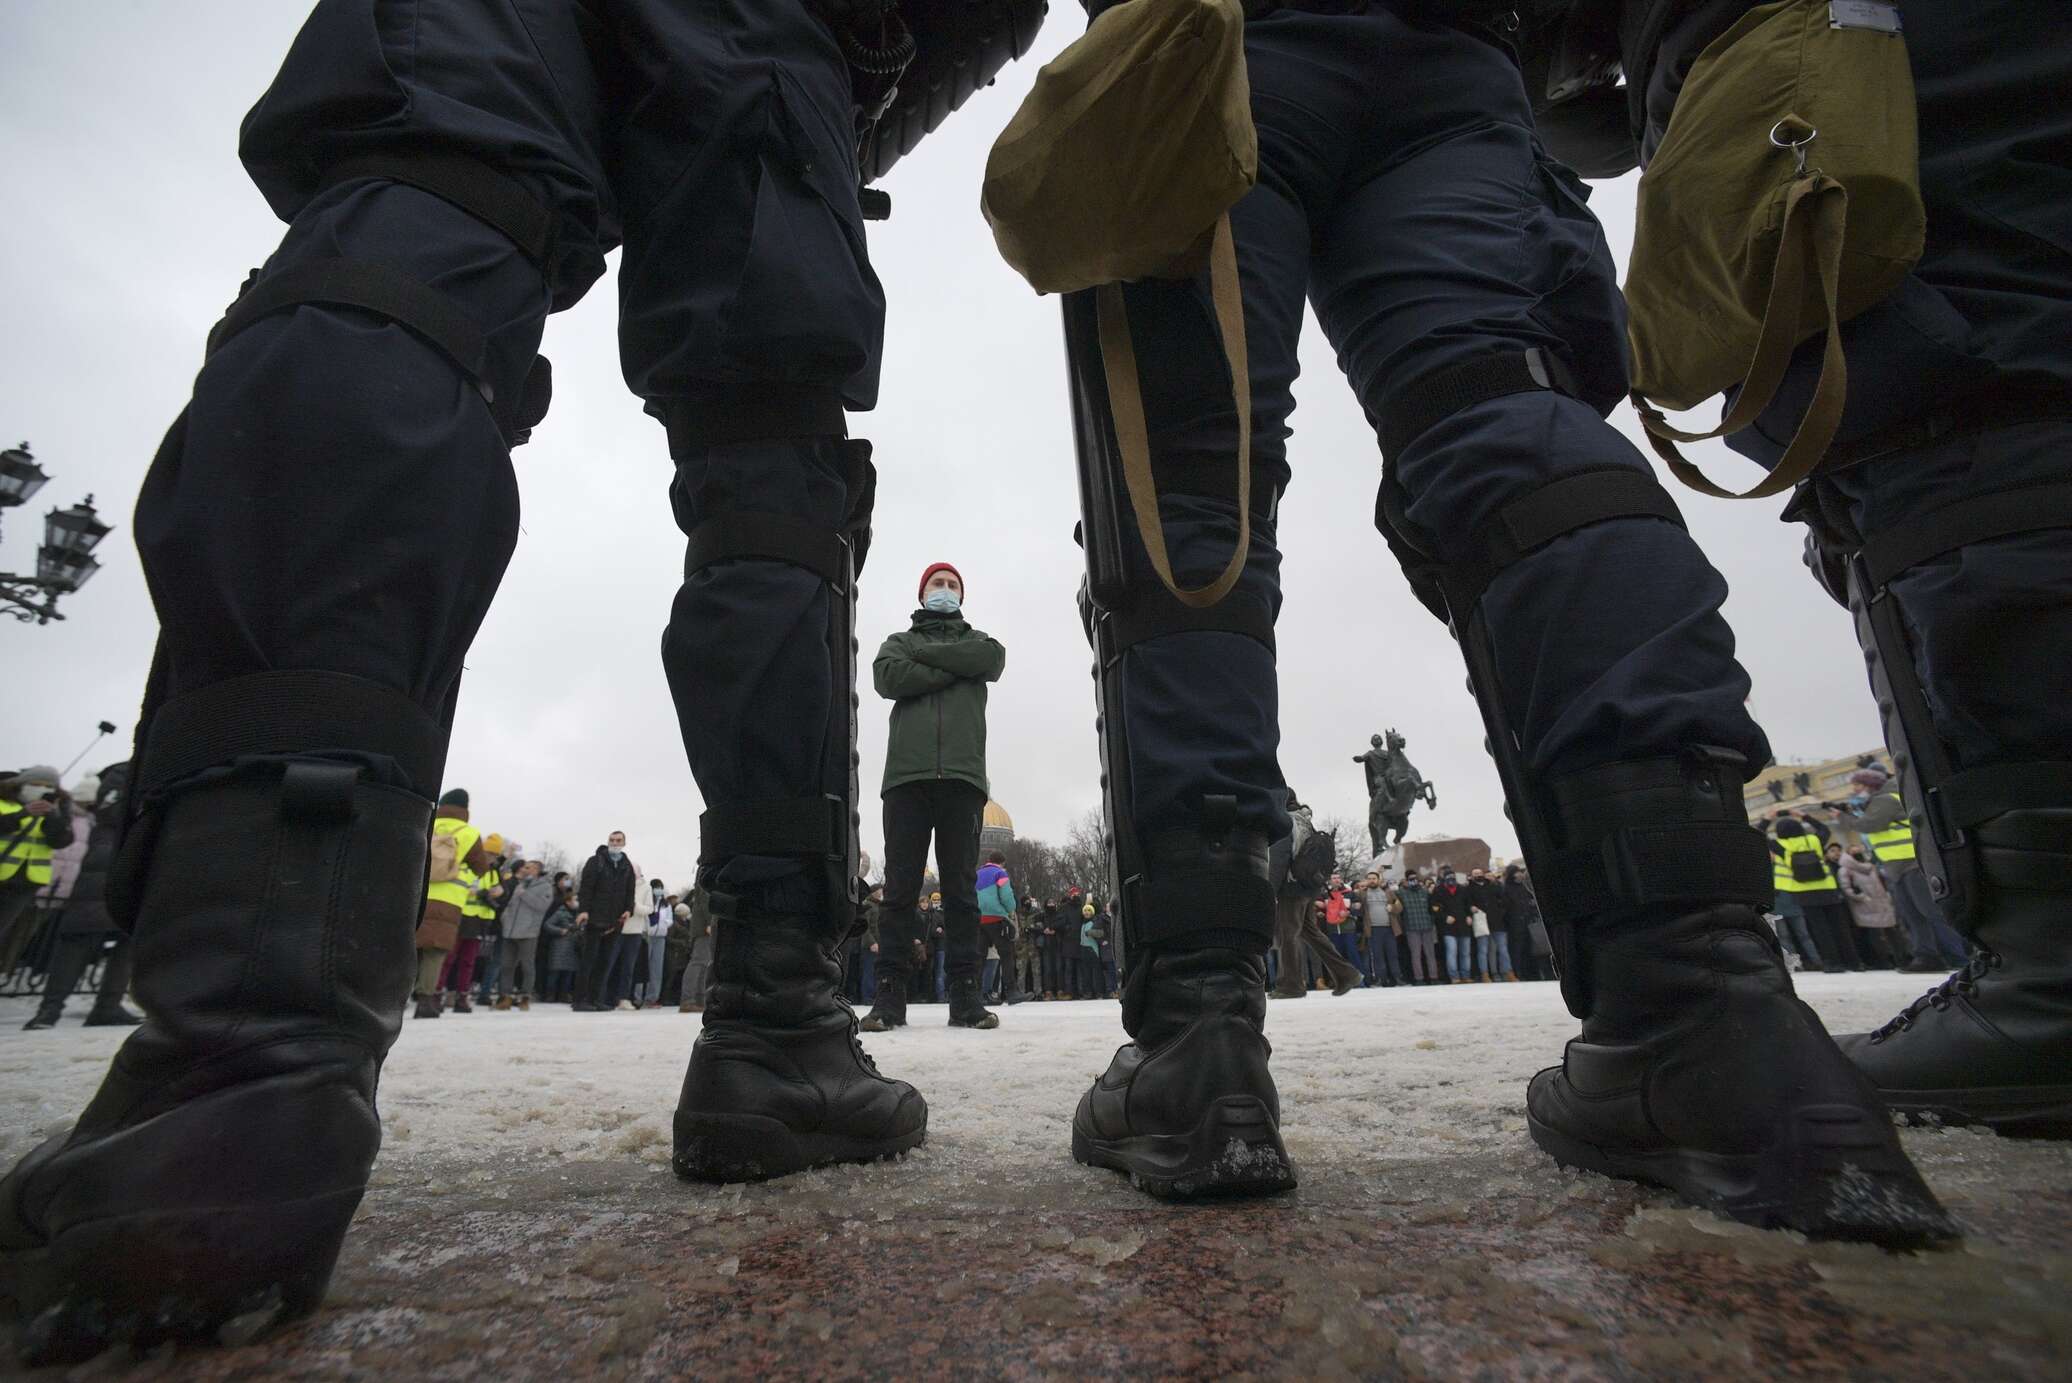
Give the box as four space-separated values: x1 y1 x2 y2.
1074 948 1296 1200
859 971 909 1032
947 975 999 1029
0 764 428 1365
1836 811 2072 1137
673 912 926 1182
1527 904 1957 1246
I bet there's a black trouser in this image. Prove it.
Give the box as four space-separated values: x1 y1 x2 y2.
1801 899 1863 971
979 921 1019 998
33 932 131 1019
1043 931 1074 994
878 780 986 984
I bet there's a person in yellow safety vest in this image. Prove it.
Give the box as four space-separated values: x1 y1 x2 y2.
441 837 504 1014
1847 781 1969 973
416 788 493 1019
1772 812 1863 975
0 766 78 973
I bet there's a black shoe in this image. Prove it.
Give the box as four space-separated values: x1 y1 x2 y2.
0 765 429 1366
82 1004 143 1028
947 976 999 1029
21 1006 62 1032
673 913 925 1182
1836 828 2072 1139
1073 949 1296 1200
415 993 443 1019
1528 905 1955 1247
859 972 908 1033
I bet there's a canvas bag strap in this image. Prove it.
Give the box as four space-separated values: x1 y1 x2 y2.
1094 214 1251 609
1634 172 1850 500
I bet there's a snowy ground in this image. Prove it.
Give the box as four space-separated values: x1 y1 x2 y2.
2 973 2068 1379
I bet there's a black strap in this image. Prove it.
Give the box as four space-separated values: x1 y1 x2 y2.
1534 822 1773 926
698 796 844 865
1861 482 2072 592
1443 467 1685 615
1380 348 1578 462
1106 589 1274 658
136 670 447 801
663 385 849 453
1826 381 2072 472
280 761 363 826
684 514 850 588
207 258 491 390
1933 761 2072 836
320 153 554 269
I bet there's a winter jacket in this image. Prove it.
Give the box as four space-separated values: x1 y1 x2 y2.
541 901 580 972
501 875 558 941
874 610 1006 796
1397 882 1436 934
53 765 126 938
578 848 640 932
1430 882 1470 937
1362 886 1393 934
976 862 1017 921
1837 853 1897 929
1465 878 1503 927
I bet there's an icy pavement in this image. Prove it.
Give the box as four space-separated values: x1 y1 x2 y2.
1 972 2066 1379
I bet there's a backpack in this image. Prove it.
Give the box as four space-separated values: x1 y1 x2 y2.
1291 827 1335 893
1791 849 1829 884
427 828 461 885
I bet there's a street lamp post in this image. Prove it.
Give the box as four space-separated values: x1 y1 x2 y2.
0 443 114 624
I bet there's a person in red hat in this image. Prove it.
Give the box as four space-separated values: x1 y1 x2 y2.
863 562 1007 1033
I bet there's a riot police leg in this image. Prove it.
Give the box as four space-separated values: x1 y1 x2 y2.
0 157 558 1360
1058 285 1295 1200
1801 435 2072 1136
1370 355 1951 1244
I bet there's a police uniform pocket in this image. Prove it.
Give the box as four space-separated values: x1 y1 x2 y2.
1523 152 1629 414
715 73 887 405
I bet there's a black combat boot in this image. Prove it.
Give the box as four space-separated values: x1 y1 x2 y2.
1523 757 1955 1246
673 911 926 1182
1837 811 2072 1137
859 970 909 1032
947 975 999 1029
0 764 429 1365
1073 948 1296 1199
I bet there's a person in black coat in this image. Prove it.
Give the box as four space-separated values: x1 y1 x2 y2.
23 764 140 1030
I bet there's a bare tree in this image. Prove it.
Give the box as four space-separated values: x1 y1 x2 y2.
1003 836 1064 906
531 840 572 878
1055 808 1109 901
1315 814 1370 882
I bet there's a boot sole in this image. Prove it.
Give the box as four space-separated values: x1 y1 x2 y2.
2 1187 363 1367
1883 1085 2072 1139
1073 1096 1298 1201
671 1111 926 1184
1527 1103 1958 1248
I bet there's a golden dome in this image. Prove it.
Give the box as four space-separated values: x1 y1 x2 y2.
982 800 1014 831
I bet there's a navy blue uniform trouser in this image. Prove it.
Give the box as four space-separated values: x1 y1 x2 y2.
133 0 881 910
1106 7 1768 852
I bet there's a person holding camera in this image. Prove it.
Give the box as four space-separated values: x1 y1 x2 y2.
0 766 78 974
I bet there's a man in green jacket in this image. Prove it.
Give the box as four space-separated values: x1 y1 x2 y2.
862 562 1006 1032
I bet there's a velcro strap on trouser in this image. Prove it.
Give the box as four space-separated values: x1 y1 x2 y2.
1859 481 2072 592
318 152 556 270
1439 467 1687 617
1106 586 1275 659
1535 823 1774 927
1124 818 1275 953
1379 348 1581 463
205 257 549 447
135 670 447 802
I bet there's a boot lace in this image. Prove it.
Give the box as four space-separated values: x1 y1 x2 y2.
1870 947 2001 1042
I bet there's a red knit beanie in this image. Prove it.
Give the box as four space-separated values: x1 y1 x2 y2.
917 561 964 603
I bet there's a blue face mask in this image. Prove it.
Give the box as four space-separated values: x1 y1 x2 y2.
923 590 961 614
607 847 623 861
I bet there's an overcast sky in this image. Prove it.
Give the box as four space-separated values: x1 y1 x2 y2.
0 2 1883 886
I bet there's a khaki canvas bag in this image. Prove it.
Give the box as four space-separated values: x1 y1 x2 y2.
1625 0 1923 500
983 0 1257 607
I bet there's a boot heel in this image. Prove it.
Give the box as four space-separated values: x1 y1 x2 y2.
1074 1096 1297 1201
4 1188 363 1365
